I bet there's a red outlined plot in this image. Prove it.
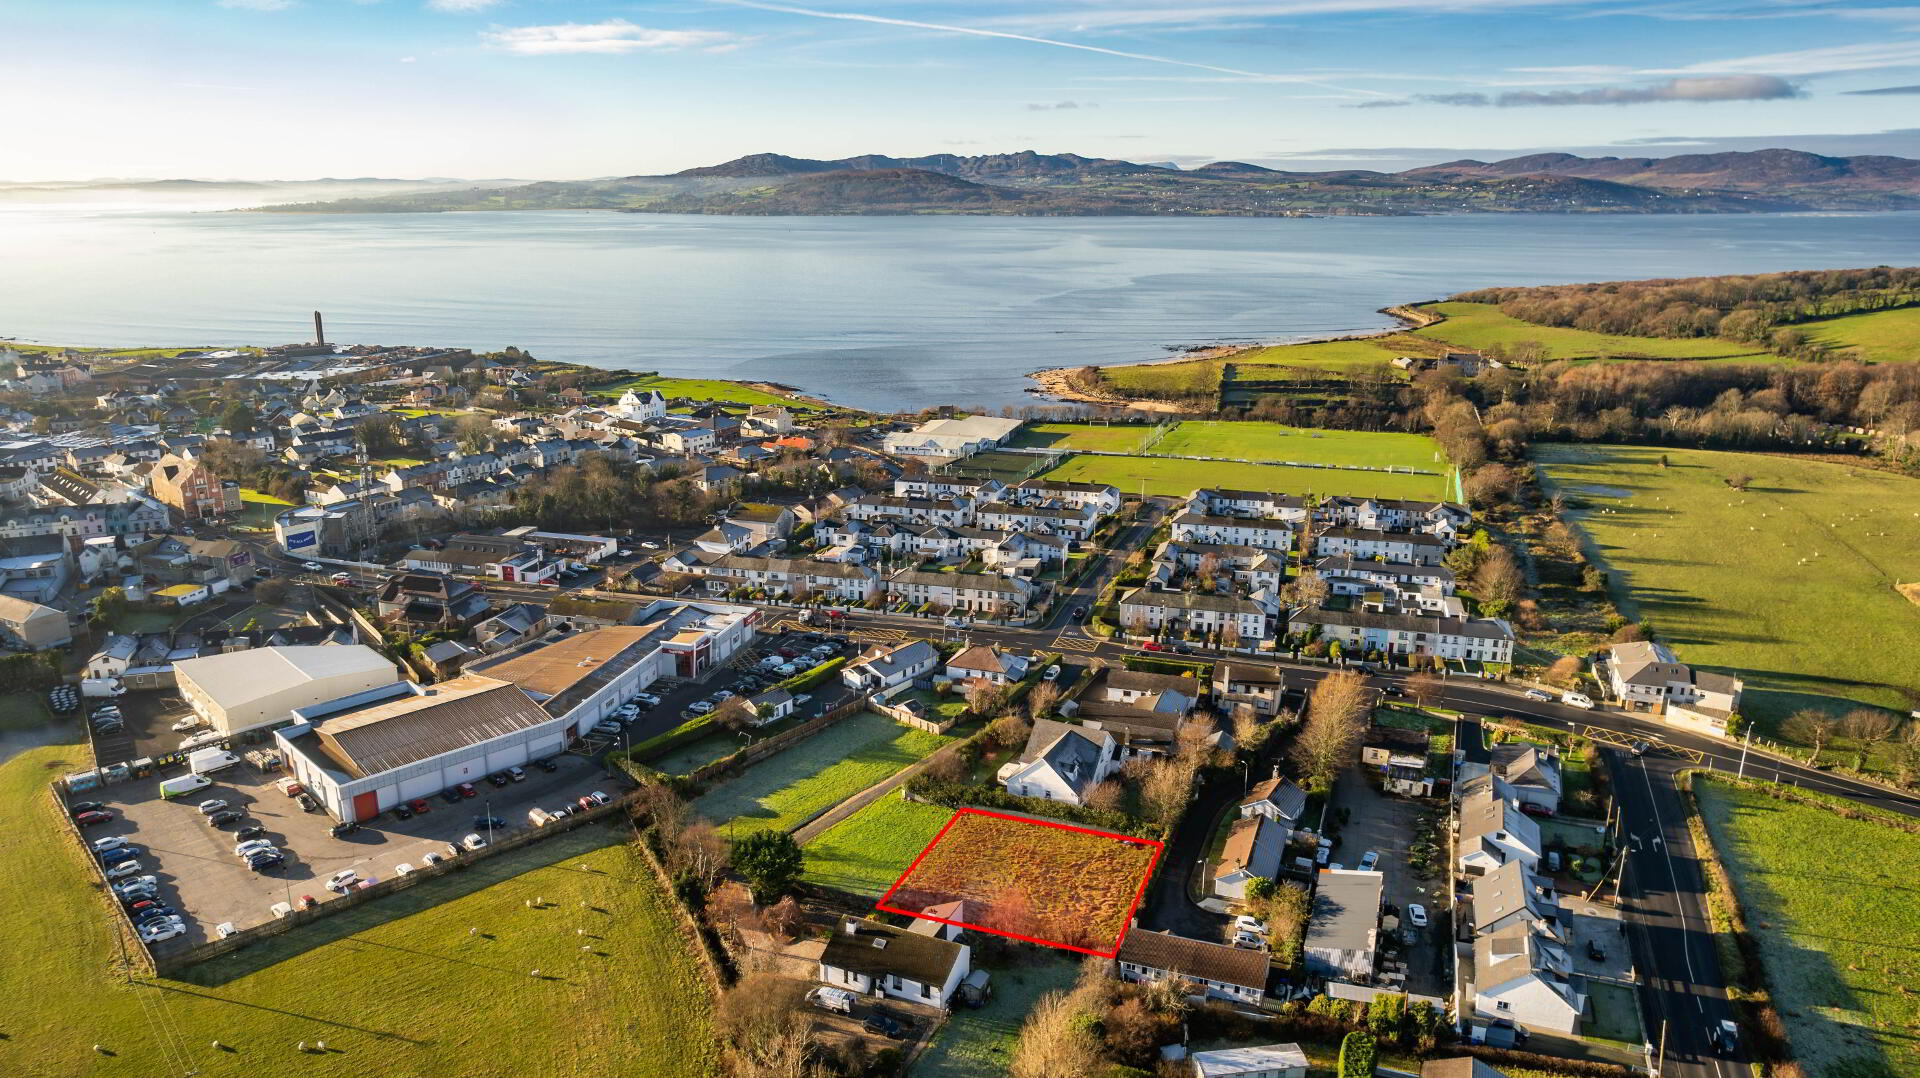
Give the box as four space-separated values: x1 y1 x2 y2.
875 808 1163 958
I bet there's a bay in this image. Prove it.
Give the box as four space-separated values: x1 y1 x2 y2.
1 204 1916 412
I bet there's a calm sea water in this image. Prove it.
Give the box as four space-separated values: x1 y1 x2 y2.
2 204 1917 411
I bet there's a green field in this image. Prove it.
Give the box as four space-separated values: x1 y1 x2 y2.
1039 453 1450 501
1803 307 1920 363
597 375 799 409
802 794 955 896
1414 302 1770 361
0 742 716 1078
1232 333 1442 371
1009 422 1154 453
1537 444 1920 734
692 712 950 835
1698 778 1920 1078
1155 421 1443 471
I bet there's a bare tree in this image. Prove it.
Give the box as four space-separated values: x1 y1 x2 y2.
1141 756 1199 825
1010 989 1102 1078
965 679 1005 717
1230 702 1260 753
1404 671 1444 709
1843 709 1900 763
1084 779 1125 813
1027 680 1062 720
988 712 1033 750
712 696 760 734
669 819 730 891
1287 570 1330 609
1543 656 1583 689
1292 671 1371 787
1784 709 1839 763
1175 715 1217 764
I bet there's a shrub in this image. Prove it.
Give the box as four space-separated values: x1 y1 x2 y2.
627 714 715 762
776 656 846 693
1337 1031 1377 1078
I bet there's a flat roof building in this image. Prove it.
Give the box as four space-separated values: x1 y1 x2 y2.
175 644 399 737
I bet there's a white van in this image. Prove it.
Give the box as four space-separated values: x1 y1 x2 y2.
179 729 226 753
806 987 855 1015
159 773 213 799
1561 692 1596 710
188 748 242 775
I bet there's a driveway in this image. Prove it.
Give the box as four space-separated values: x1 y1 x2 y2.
1329 767 1451 998
1137 766 1234 941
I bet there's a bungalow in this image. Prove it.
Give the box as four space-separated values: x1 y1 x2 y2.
1456 776 1543 876
842 638 940 692
996 718 1119 804
1115 929 1269 1005
886 569 1032 617
819 917 971 1010
1314 527 1448 567
944 644 1031 686
1192 1044 1310 1078
1212 661 1287 716
1214 815 1287 900
1118 588 1268 643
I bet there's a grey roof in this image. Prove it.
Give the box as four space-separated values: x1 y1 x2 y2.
1117 929 1268 991
1118 588 1263 615
1305 869 1384 954
1469 859 1553 936
1241 777 1308 820
1018 718 1114 794
1291 607 1513 642
314 676 555 778
1606 639 1689 687
851 638 939 680
1318 526 1446 548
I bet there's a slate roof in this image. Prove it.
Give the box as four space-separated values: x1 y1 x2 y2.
820 918 965 988
1116 929 1268 991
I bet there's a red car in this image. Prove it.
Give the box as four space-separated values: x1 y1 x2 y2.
75 810 114 826
1140 642 1166 652
456 783 478 799
407 798 431 814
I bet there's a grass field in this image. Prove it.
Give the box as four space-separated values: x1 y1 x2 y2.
1697 777 1920 1078
1009 422 1155 453
597 374 798 409
1803 307 1920 364
691 712 950 835
1536 444 1920 736
1232 333 1445 371
1039 453 1451 501
913 954 1080 1078
1414 302 1770 361
0 741 717 1078
880 810 1158 954
802 794 955 896
1155 421 1443 471
1097 356 1221 398
944 450 1048 485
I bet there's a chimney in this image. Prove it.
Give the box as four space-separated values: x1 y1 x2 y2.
843 919 862 936
313 311 326 346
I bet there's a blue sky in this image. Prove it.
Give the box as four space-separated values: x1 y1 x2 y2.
9 0 1920 178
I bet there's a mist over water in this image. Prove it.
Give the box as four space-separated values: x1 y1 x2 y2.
2 204 1916 411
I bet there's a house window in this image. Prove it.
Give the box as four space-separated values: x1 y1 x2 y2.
1496 1001 1511 1011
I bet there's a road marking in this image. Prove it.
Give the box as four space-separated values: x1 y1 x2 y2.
1052 633 1100 653
852 628 907 643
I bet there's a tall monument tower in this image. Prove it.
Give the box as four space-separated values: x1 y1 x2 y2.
313 311 326 346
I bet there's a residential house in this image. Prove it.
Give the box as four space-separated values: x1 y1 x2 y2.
1314 556 1456 596
1239 776 1308 828
841 639 940 692
1189 489 1310 523
1115 929 1269 1005
1472 921 1586 1036
1303 868 1384 982
0 594 71 650
1118 588 1268 643
1321 497 1470 539
996 718 1119 804
1360 724 1436 797
375 571 492 631
1490 744 1562 815
944 644 1031 686
973 500 1098 541
1597 640 1744 737
1009 478 1122 515
1212 661 1287 716
1068 667 1204 760
0 498 169 540
1214 815 1287 900
818 917 971 1010
1468 860 1560 940
892 476 1004 503
1456 776 1543 876
1314 527 1448 567
1289 608 1514 665
1170 510 1295 552
472 604 548 653
886 569 1032 617
699 555 877 601
844 494 976 528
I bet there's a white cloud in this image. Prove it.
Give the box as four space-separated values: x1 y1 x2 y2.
428 0 502 12
216 0 295 9
1515 38 1920 78
483 20 740 55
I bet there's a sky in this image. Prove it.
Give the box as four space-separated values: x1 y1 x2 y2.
7 0 1920 179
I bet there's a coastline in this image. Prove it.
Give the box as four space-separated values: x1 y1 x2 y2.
1024 301 1444 409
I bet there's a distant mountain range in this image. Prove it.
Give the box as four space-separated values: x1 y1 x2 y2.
252 148 1920 217
0 176 524 205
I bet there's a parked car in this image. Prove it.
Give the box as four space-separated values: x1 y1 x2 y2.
460 833 488 851
456 783 478 799
247 852 285 872
486 772 511 787
1357 850 1381 872
1522 689 1552 702
90 835 130 852
408 798 433 814
277 779 305 797
68 800 105 815
301 561 325 572
139 922 186 943
862 1011 907 1039
104 860 146 879
584 790 612 807
1232 914 1266 935
1140 642 1166 652
112 875 158 894
325 870 360 892
234 838 275 857
297 792 321 812
592 721 624 736
395 863 416 876
235 824 265 840
422 850 447 866
74 810 115 827
391 802 413 820
440 788 463 804
1562 692 1596 709
170 717 204 732
1231 931 1265 949
533 758 559 773
1406 903 1429 928
329 820 360 837
100 846 144 866
1586 939 1606 962
507 767 526 783
472 816 507 831
197 799 230 816
687 702 715 715
1043 665 1062 682
207 810 243 826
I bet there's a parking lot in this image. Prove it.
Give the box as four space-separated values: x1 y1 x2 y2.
610 627 858 750
1330 767 1452 997
70 750 623 950
83 687 205 768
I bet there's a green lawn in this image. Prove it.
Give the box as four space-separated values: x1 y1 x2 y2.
1231 334 1440 372
1039 453 1450 501
597 375 798 409
1009 422 1155 453
1098 357 1222 398
944 450 1046 485
913 954 1080 1078
1802 306 1920 364
1156 421 1443 472
1536 444 1920 741
1415 302 1770 361
692 712 950 835
1583 982 1644 1050
1698 777 1920 1078
802 794 955 896
0 742 717 1078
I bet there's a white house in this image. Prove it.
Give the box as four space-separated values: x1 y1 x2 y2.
996 718 1119 804
1116 929 1269 1005
1191 1044 1311 1078
1598 640 1743 737
1119 588 1268 642
1239 775 1308 826
819 917 971 1010
1170 511 1295 552
1289 608 1513 666
1189 488 1310 523
1010 478 1122 515
886 569 1032 616
1314 527 1448 567
944 644 1031 686
614 388 668 422
1457 776 1543 876
842 638 940 692
698 555 877 601
1472 921 1586 1036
